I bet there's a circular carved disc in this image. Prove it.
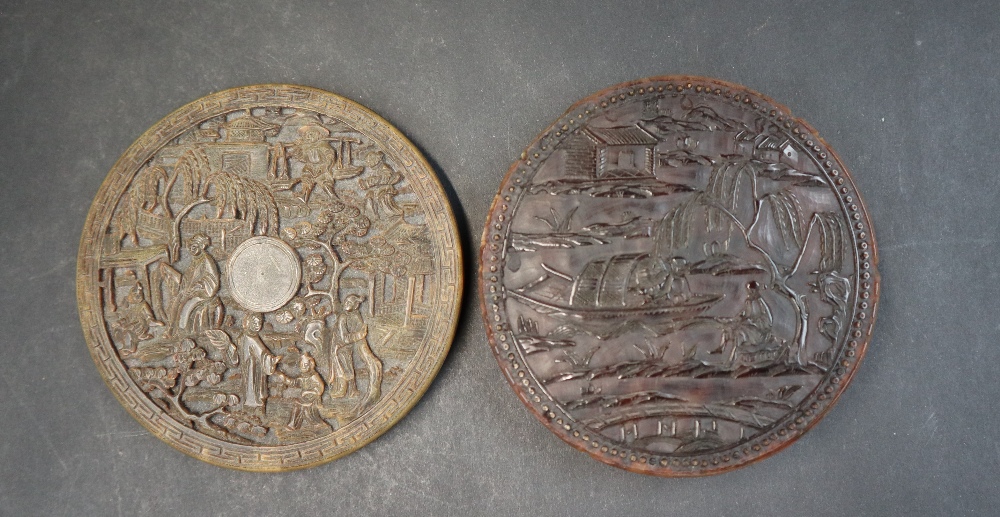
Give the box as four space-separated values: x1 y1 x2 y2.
78 84 462 471
227 236 302 313
480 76 879 476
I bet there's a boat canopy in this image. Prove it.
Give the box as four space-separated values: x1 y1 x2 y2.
569 253 648 307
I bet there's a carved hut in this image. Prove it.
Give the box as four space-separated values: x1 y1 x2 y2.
564 124 659 178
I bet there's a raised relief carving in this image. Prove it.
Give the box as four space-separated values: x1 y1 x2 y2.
483 77 878 475
79 86 461 470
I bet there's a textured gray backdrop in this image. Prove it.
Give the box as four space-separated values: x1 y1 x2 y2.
1 1 997 515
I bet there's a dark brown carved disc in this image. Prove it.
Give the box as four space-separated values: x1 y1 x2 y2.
480 76 879 476
78 85 462 471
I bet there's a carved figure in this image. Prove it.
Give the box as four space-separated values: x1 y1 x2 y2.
360 151 403 218
334 294 383 405
722 280 776 366
302 318 347 392
639 257 693 303
481 78 879 475
164 233 223 338
238 313 281 410
281 353 326 430
286 125 338 203
80 87 461 470
112 278 163 352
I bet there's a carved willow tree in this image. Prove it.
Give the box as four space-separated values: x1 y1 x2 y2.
163 148 279 261
656 155 849 367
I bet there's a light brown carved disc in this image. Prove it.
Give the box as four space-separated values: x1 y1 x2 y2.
480 76 879 476
78 84 462 471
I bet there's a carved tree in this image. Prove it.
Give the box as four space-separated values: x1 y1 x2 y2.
130 339 238 436
656 153 848 367
285 200 373 312
161 148 279 261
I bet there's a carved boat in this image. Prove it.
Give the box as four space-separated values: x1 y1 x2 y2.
510 252 721 320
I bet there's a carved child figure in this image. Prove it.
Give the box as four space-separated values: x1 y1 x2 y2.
112 275 163 354
280 352 326 431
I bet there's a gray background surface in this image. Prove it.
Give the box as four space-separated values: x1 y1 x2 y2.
1 1 997 515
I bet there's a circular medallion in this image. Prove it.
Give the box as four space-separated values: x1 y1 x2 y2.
227 236 301 313
78 84 462 471
480 76 878 476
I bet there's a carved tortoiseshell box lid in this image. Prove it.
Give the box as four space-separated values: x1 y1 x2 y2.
78 84 462 471
480 76 878 476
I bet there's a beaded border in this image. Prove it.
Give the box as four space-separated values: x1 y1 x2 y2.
479 76 879 476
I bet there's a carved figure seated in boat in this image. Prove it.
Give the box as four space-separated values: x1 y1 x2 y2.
511 253 720 321
635 256 692 304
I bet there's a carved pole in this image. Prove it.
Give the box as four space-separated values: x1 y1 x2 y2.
404 276 416 327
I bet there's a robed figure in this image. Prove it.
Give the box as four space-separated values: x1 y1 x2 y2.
359 151 403 218
164 233 223 338
238 313 280 409
335 294 383 405
721 280 775 367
